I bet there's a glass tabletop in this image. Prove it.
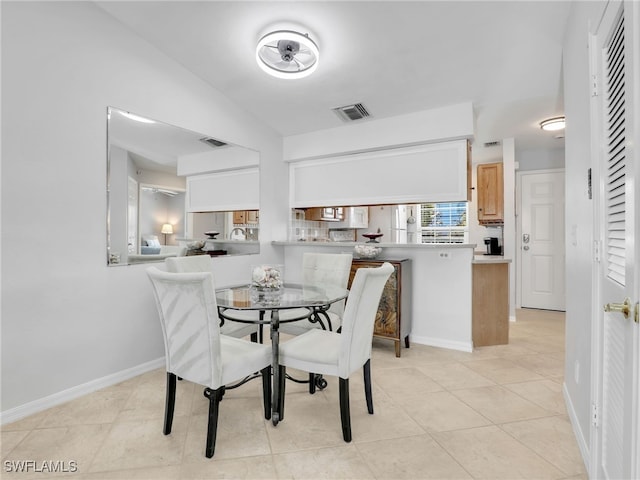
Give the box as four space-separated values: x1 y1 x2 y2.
215 283 348 310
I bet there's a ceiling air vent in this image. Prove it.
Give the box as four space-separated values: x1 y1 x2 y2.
199 137 227 148
332 103 371 122
483 141 501 147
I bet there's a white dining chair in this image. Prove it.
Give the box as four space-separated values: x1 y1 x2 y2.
165 256 261 342
277 262 393 442
279 252 353 335
277 253 353 393
146 267 272 458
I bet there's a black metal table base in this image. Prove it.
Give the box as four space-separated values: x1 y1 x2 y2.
217 296 347 426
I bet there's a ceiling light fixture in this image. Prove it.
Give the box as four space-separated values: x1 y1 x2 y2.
256 30 319 79
539 116 565 131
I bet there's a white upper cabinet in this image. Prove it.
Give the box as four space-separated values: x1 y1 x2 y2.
289 140 470 208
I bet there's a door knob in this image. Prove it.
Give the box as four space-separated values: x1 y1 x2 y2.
604 297 631 319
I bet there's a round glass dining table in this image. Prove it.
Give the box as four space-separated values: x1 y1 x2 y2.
215 283 349 425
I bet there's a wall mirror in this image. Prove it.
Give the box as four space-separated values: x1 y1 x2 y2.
107 107 260 266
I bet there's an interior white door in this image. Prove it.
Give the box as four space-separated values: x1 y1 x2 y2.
520 170 566 310
590 2 639 478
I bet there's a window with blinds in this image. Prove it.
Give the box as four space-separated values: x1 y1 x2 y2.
604 10 626 286
420 202 468 243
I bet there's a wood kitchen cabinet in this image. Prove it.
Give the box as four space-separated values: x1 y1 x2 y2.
348 259 411 357
472 262 509 346
232 210 259 225
477 162 504 224
246 210 259 224
305 207 344 222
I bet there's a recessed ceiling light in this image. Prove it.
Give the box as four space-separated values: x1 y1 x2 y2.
256 30 319 79
120 111 156 124
539 116 565 131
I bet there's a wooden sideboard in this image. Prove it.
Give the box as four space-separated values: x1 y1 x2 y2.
348 259 412 357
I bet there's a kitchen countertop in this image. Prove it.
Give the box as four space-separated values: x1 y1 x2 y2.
472 255 512 264
272 241 477 249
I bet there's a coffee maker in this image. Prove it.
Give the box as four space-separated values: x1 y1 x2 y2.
484 237 502 255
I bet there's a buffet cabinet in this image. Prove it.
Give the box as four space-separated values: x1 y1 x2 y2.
348 259 412 357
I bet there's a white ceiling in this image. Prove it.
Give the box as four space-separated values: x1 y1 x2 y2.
97 1 571 155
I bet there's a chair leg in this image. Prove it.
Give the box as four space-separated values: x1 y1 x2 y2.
203 387 225 458
258 313 265 344
363 359 374 414
309 373 316 394
339 377 352 442
164 372 177 435
261 366 272 420
278 365 286 421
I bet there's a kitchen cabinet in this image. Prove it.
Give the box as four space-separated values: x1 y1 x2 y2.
477 162 504 224
332 206 369 229
348 259 411 357
233 210 259 225
232 210 245 224
472 262 509 346
246 210 259 224
305 207 344 222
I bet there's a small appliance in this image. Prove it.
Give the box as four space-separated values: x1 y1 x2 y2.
484 237 502 255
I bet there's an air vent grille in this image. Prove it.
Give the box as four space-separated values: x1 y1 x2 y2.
483 141 501 147
199 137 227 148
332 103 371 122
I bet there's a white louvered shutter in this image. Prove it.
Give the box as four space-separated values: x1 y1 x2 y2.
604 11 626 287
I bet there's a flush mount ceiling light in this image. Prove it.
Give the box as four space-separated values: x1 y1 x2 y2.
539 116 566 131
256 30 319 79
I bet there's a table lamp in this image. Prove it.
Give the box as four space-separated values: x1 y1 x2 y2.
161 223 173 245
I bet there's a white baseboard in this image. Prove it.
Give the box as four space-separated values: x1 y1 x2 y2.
563 381 591 475
0 357 165 426
410 334 473 353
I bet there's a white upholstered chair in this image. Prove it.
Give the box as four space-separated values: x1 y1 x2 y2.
278 262 393 442
278 253 353 335
165 256 261 342
146 267 272 458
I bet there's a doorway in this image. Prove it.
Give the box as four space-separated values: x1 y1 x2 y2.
517 169 566 311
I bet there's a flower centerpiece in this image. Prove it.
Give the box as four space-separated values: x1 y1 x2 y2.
354 244 382 259
250 264 284 304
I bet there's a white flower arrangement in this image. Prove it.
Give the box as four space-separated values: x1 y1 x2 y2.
354 244 382 259
251 265 283 289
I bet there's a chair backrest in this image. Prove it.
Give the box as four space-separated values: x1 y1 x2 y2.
302 253 353 317
338 262 394 378
146 267 223 389
165 255 213 274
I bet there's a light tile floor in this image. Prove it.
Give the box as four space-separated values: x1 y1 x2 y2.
2 308 588 479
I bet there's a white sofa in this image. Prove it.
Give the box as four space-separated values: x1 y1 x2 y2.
128 235 187 263
128 246 187 264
